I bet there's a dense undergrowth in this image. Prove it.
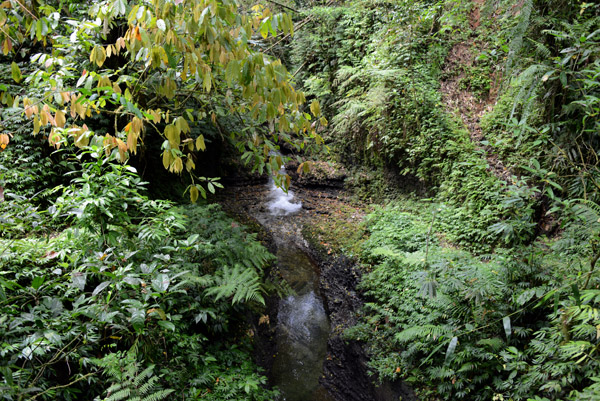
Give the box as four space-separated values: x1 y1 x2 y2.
0 142 279 400
343 201 600 400
292 0 600 249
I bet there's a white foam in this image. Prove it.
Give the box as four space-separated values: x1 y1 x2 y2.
267 180 302 215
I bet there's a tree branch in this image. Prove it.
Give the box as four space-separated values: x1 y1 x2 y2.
264 0 298 13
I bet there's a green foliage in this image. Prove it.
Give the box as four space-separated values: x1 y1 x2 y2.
0 150 277 400
346 201 600 400
94 352 173 401
0 0 327 201
292 0 543 249
480 0 600 202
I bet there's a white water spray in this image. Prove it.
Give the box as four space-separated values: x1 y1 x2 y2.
267 164 302 216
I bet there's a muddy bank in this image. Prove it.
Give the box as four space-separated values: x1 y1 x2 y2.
311 253 417 401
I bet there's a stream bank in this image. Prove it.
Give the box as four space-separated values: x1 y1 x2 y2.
218 168 417 401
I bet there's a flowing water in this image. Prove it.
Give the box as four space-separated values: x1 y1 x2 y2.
256 170 336 401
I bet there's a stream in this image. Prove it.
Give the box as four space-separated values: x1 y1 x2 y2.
221 163 417 401
254 173 336 401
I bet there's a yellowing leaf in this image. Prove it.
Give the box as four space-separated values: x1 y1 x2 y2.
203 71 212 92
40 105 49 125
89 46 96 63
185 157 195 172
310 99 321 117
170 157 183 173
162 150 171 169
33 116 41 134
127 131 139 154
93 45 107 67
196 135 206 151
55 110 66 128
176 117 190 134
2 38 13 55
190 185 199 203
165 124 180 146
0 133 10 150
116 138 128 161
48 128 62 149
131 117 143 134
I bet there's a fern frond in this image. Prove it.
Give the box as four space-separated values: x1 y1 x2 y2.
106 388 131 401
136 375 158 395
205 264 266 305
506 0 533 76
394 324 451 343
142 389 174 401
96 354 174 401
527 38 551 59
132 366 154 388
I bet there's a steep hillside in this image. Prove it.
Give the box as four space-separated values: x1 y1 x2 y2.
291 0 600 399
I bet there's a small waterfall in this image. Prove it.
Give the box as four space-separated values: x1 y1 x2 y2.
267 172 302 215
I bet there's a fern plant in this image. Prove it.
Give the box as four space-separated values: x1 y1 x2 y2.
204 264 266 306
94 352 174 401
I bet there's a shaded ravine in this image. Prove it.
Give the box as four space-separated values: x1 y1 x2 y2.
253 173 335 401
220 166 417 401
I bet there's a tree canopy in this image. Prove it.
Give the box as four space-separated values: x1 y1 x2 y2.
0 0 325 199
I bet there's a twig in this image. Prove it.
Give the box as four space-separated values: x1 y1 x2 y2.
291 60 308 78
27 372 95 400
13 0 38 21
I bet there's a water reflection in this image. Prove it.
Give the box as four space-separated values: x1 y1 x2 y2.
271 246 334 401
260 166 334 401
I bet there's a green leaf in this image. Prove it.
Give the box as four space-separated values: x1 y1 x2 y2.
11 62 22 83
130 308 146 331
93 281 111 296
157 320 175 332
445 336 458 362
72 272 86 291
152 273 170 292
503 316 512 339
31 276 45 290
